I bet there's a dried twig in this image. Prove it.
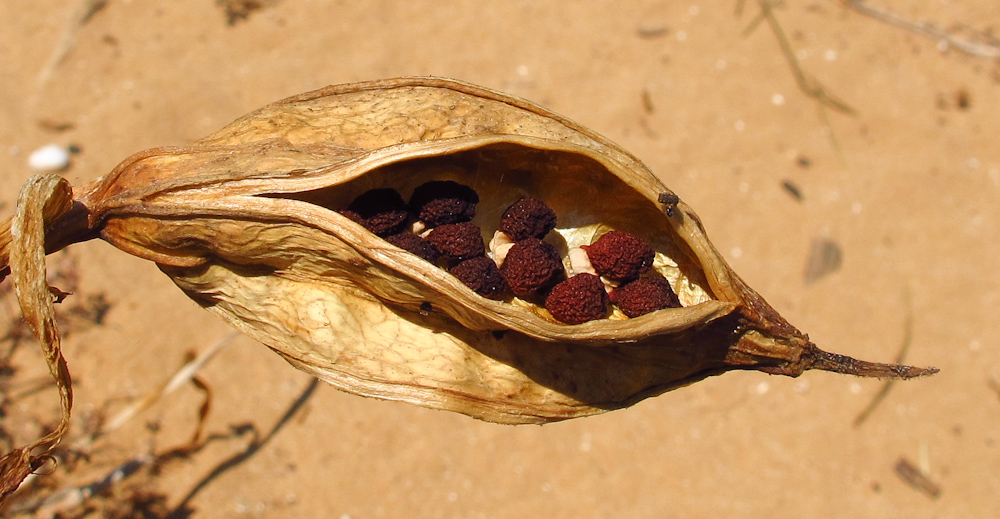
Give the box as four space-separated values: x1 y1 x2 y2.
846 0 1000 59
167 378 319 517
102 332 237 435
36 0 110 88
854 290 914 427
744 1 857 115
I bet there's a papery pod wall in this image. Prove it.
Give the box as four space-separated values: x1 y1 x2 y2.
0 77 935 430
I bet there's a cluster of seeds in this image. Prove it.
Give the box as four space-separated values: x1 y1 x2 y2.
341 181 683 324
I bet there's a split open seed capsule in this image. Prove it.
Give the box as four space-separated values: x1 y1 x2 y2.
0 78 937 437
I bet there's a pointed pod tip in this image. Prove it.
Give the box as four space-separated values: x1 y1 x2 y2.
806 345 939 380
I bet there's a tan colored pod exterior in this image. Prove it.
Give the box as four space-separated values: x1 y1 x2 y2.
1 77 934 425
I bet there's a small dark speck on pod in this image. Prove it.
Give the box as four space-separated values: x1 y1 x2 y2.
491 330 507 340
658 192 679 217
419 302 433 315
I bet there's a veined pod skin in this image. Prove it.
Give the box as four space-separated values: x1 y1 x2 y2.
0 77 935 497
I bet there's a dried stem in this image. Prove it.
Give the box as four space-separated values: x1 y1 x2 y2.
846 0 1000 59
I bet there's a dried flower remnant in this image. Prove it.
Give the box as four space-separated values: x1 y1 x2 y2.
345 188 411 237
386 232 439 263
586 231 655 282
0 77 938 499
546 274 610 324
500 197 557 241
499 238 564 297
426 222 485 261
611 276 681 318
409 180 479 227
450 256 508 299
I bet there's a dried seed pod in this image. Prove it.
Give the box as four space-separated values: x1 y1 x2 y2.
0 78 936 489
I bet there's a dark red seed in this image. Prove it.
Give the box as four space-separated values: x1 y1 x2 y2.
426 222 485 261
385 233 440 263
546 273 609 324
450 256 508 299
500 197 557 241
586 230 654 281
409 180 479 227
499 238 563 297
610 276 681 318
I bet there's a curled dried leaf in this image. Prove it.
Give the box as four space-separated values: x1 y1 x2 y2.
0 77 936 498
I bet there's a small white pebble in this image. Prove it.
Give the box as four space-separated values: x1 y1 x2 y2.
730 246 743 259
851 202 863 214
688 5 700 16
849 382 862 394
516 64 530 77
824 49 838 61
579 432 593 452
969 339 981 351
771 93 785 106
754 381 770 395
447 492 458 502
734 119 746 131
966 157 981 169
676 30 687 41
715 58 727 70
793 379 810 393
28 144 70 172
989 168 1000 187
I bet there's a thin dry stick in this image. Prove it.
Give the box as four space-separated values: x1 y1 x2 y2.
35 0 109 89
745 0 858 116
846 0 1000 59
854 291 914 427
101 332 238 434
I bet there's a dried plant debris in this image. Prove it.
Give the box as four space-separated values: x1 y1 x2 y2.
895 458 942 499
847 1 1000 59
216 0 278 25
781 180 803 201
0 77 937 500
804 237 843 284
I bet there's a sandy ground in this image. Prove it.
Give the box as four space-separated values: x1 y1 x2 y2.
1 1 999 518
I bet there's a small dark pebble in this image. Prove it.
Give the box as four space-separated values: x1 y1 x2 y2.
450 256 508 299
346 188 411 236
546 274 609 324
426 222 485 261
409 180 479 227
500 238 564 297
782 180 804 201
610 276 681 318
386 233 440 263
586 231 654 282
500 197 557 241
